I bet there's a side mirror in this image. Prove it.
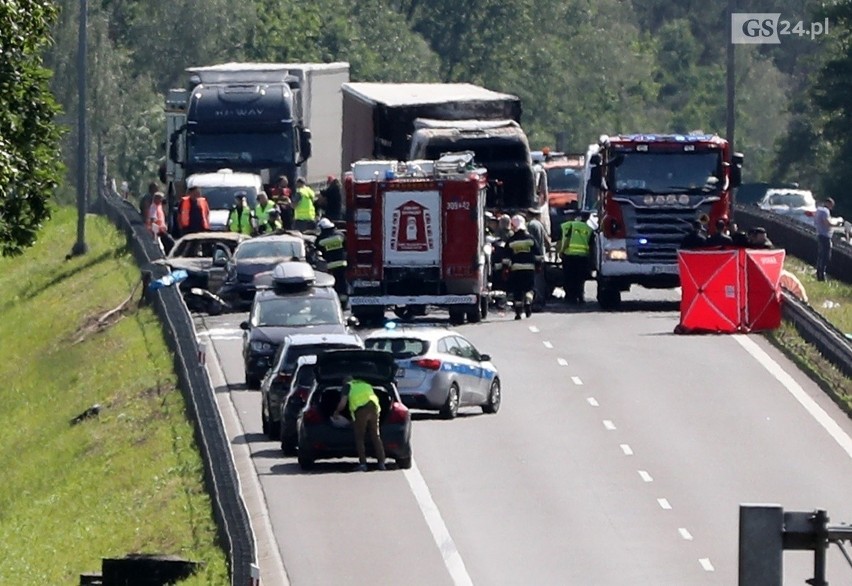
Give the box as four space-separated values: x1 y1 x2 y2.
346 315 360 328
239 321 250 331
479 353 491 362
298 127 312 164
730 152 744 188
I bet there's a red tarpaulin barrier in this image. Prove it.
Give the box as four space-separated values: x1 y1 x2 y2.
677 248 786 334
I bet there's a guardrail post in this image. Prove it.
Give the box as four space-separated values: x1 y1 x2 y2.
739 504 784 586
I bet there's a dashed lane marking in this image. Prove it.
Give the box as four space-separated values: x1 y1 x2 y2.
620 444 633 456
603 420 616 430
638 470 653 483
529 326 540 333
699 558 715 572
557 358 568 366
586 397 599 407
543 341 553 349
679 528 694 541
571 376 583 385
658 498 672 510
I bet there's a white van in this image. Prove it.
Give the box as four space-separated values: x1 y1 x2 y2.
186 169 264 231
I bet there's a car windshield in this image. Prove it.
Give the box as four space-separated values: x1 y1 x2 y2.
255 297 341 327
193 186 258 210
612 152 721 195
364 337 429 359
766 192 813 208
236 240 304 261
170 238 238 259
188 133 294 170
546 167 582 191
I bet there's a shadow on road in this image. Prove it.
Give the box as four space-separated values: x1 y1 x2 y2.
411 410 484 422
267 460 405 476
233 432 268 446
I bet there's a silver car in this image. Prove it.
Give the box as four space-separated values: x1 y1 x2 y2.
364 326 501 419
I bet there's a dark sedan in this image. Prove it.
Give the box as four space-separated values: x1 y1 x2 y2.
218 234 306 309
297 349 412 470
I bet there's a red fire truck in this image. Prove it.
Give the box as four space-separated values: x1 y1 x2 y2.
584 133 743 309
345 153 491 325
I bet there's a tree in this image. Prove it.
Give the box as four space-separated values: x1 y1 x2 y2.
0 0 63 256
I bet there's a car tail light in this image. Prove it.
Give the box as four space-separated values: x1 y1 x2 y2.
804 210 814 217
302 407 323 425
386 403 409 424
276 372 292 386
414 358 442 371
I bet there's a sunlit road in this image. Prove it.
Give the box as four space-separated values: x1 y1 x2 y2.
196 286 852 585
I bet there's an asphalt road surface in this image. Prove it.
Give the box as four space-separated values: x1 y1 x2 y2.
196 286 852 586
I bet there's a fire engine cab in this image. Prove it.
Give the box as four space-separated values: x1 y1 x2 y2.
345 152 491 325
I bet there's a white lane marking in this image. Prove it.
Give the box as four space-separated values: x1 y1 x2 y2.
734 335 852 459
586 397 599 407
638 470 653 483
557 358 568 366
529 325 540 333
543 341 553 349
203 322 290 586
679 528 694 541
209 335 243 341
571 376 583 385
620 444 633 456
658 498 672 510
197 327 242 337
699 558 715 572
603 420 616 430
404 461 474 586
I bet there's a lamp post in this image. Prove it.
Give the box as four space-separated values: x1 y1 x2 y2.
71 0 88 256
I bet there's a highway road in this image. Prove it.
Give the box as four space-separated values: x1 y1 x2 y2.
196 287 852 586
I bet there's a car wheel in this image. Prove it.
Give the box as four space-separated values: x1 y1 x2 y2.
298 454 314 470
448 307 465 325
396 456 412 470
281 437 298 457
597 284 621 311
246 373 261 390
482 378 501 414
261 408 271 437
268 419 281 440
441 383 460 419
466 299 481 323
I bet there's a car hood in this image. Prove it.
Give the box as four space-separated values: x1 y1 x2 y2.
315 349 397 385
250 324 348 344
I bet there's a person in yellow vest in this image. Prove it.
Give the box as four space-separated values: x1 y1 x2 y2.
333 376 386 472
253 191 277 235
227 193 255 235
559 210 594 304
292 177 317 232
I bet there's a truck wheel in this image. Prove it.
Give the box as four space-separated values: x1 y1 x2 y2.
480 295 489 320
396 456 412 470
597 285 621 310
466 300 482 323
448 307 466 325
393 306 416 321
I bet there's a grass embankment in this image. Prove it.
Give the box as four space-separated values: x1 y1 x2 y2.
768 256 852 410
0 208 228 583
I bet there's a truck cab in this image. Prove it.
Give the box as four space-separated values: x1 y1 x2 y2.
584 133 743 309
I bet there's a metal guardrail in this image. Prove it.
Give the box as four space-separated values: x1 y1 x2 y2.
781 290 852 383
92 181 256 585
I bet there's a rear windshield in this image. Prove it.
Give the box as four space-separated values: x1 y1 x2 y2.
283 344 360 373
364 337 429 359
295 364 316 387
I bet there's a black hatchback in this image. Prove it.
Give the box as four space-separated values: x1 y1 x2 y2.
297 349 412 470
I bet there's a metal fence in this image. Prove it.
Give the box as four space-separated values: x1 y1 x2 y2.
92 173 256 585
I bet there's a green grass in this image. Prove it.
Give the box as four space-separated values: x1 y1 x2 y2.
764 255 852 411
0 208 228 584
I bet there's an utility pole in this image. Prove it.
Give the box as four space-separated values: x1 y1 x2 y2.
71 0 89 256
726 0 737 208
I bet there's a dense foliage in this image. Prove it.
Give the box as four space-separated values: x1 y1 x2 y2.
0 0 63 256
40 0 852 220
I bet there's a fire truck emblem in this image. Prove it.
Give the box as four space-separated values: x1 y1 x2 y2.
390 200 434 252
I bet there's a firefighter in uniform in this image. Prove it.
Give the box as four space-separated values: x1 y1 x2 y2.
559 210 594 304
503 215 542 320
316 218 348 308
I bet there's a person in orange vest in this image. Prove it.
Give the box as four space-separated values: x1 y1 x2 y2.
178 186 210 235
146 192 174 253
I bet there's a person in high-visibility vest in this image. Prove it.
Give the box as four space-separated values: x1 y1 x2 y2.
292 177 316 232
254 192 276 234
316 218 349 308
178 186 210 235
503 215 543 320
333 376 386 472
559 210 594 304
227 193 255 235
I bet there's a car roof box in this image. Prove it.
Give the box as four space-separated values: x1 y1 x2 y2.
271 261 315 291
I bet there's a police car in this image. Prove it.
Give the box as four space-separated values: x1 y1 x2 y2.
363 325 500 419
241 262 357 388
